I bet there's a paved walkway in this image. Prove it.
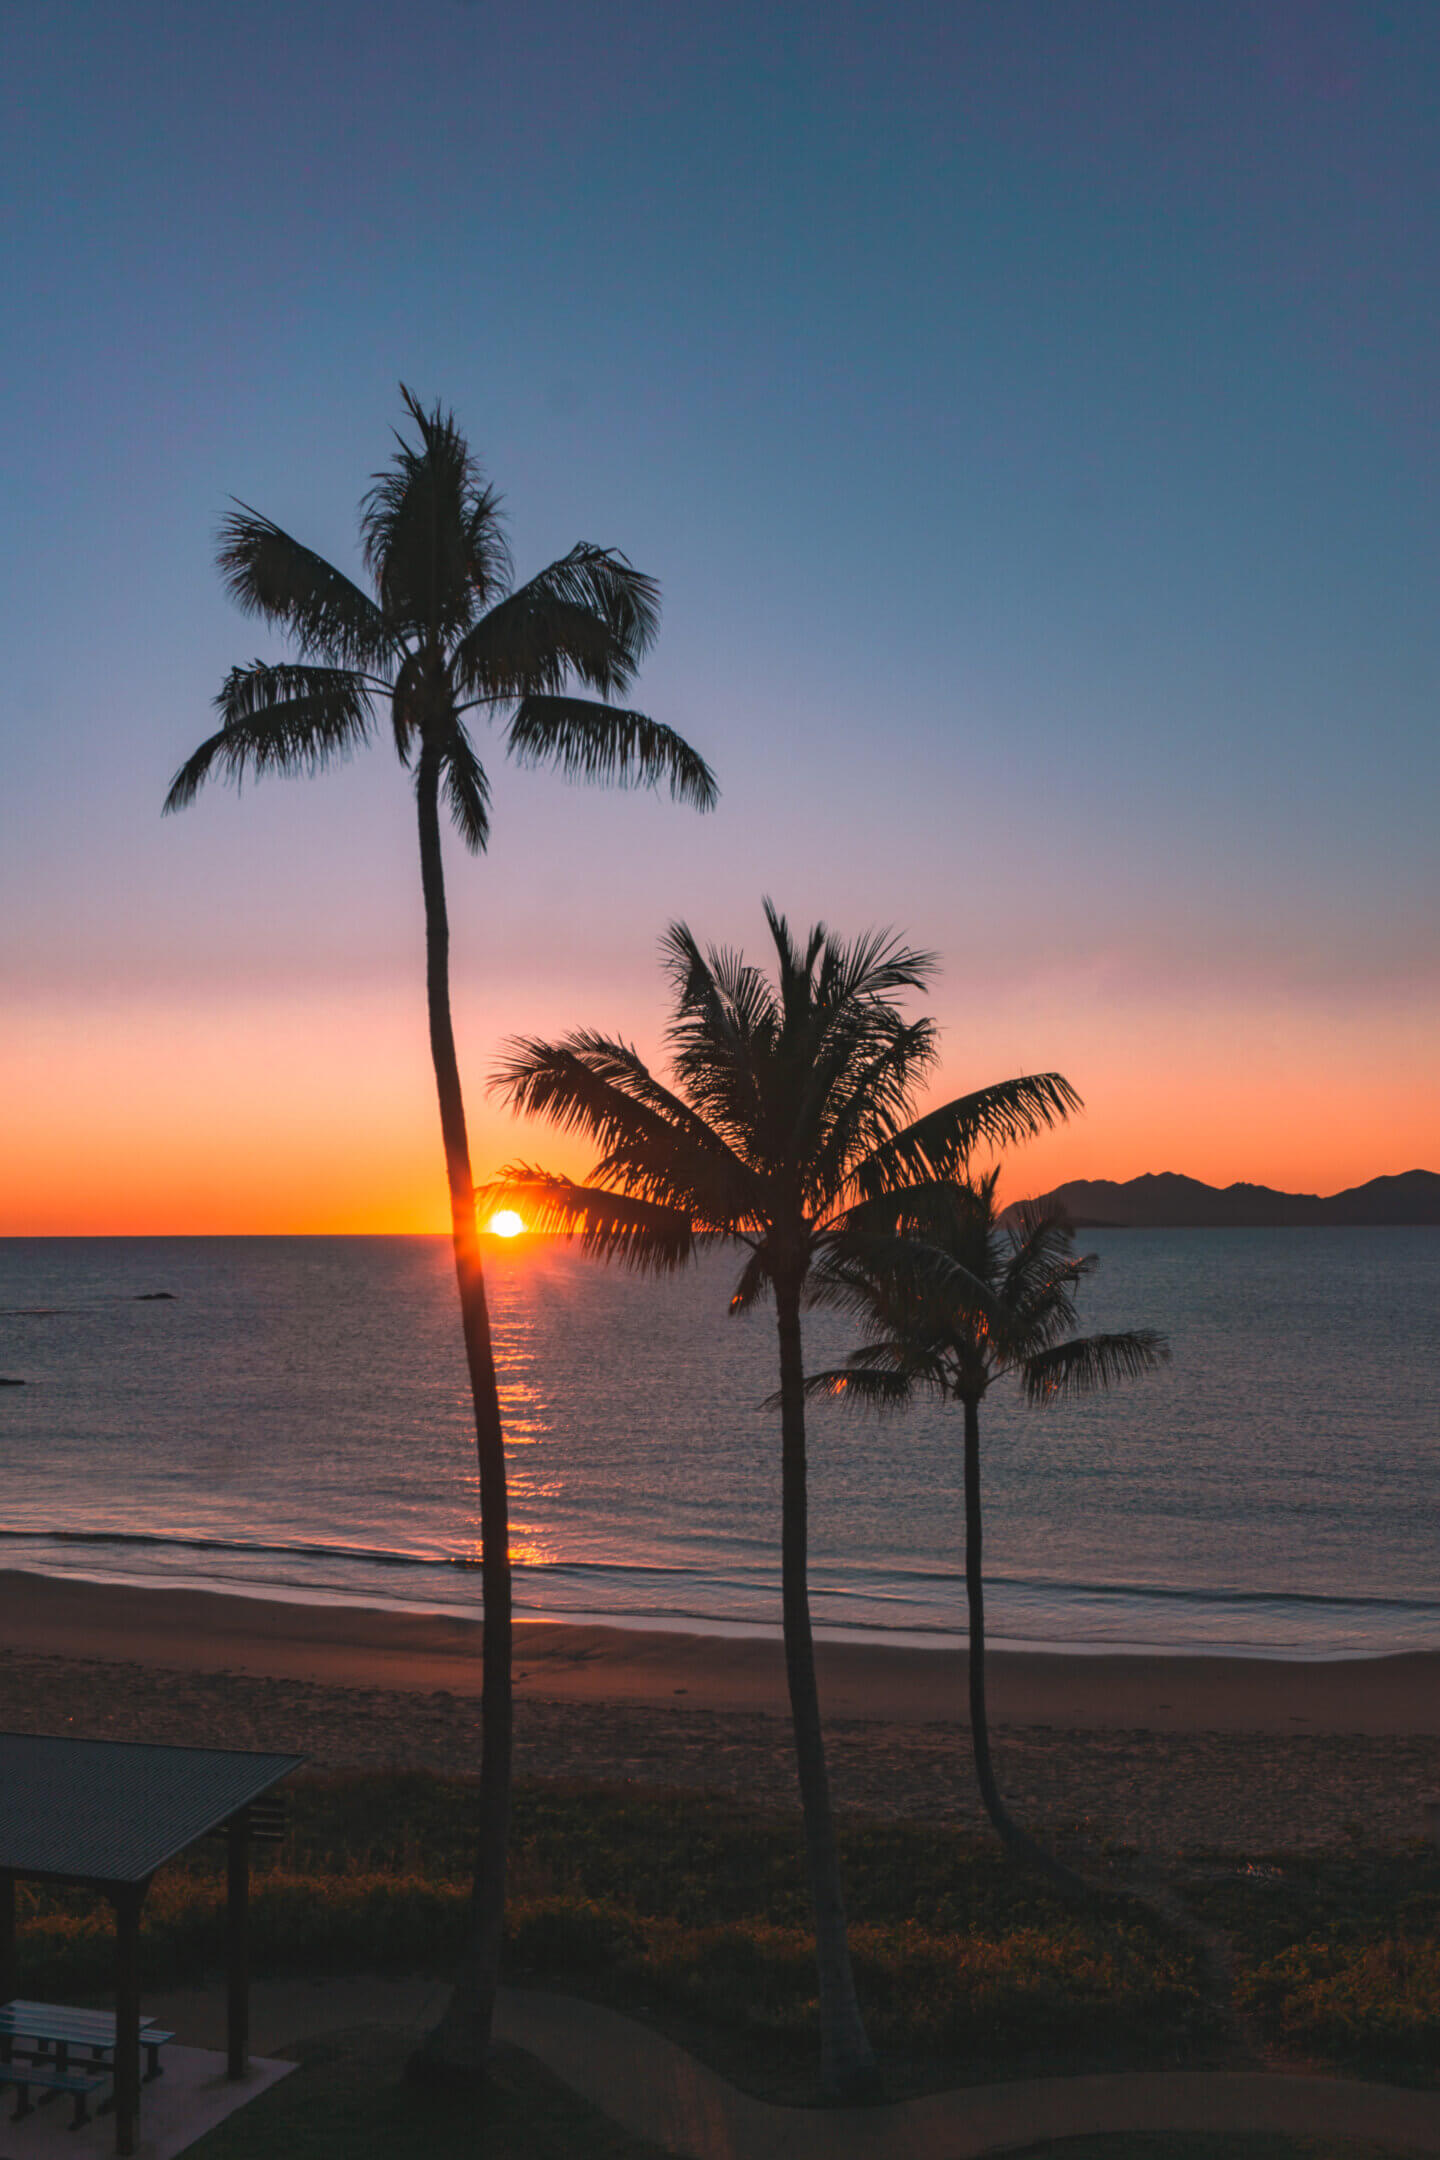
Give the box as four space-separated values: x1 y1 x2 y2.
497 1988 1440 2158
146 1976 1440 2158
0 2048 293 2160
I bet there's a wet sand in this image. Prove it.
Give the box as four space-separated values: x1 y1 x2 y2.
3 1570 1437 1851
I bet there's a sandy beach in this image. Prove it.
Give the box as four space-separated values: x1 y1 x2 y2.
3 1570 1438 1852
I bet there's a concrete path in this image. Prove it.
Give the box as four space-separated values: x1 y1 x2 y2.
0 2047 293 2160
495 1988 1440 2158
145 1976 1440 2158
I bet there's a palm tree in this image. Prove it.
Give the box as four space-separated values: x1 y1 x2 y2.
487 903 1078 2098
808 1171 1169 1892
163 389 716 2073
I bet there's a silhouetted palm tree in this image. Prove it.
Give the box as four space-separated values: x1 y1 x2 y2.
488 904 1077 2098
163 389 716 2073
808 1171 1169 1892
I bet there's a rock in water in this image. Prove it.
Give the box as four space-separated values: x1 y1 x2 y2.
134 1291 177 1301
0 1376 25 1386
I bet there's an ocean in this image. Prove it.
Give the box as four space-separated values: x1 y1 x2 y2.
1 1230 1437 1658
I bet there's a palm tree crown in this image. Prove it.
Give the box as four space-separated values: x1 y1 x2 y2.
811 1168 1169 1413
164 387 715 833
490 904 1079 1299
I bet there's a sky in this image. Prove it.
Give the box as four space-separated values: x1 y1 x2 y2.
3 0 1437 1234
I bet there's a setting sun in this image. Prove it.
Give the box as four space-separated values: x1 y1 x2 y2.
487 1209 526 1238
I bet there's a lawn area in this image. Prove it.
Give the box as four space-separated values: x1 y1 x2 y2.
11 1774 1438 2103
188 2027 675 2160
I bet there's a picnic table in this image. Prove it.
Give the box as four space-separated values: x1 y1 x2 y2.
0 2000 174 2127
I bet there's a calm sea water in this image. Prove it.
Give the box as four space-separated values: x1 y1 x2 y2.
1 1232 1436 1657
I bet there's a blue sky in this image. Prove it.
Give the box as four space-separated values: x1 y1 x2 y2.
4 0 1437 1228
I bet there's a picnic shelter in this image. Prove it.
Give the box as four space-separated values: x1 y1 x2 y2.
0 1733 302 2155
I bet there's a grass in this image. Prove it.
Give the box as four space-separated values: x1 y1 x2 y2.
13 1775 1438 2101
187 2027 676 2160
1176 1844 1440 2084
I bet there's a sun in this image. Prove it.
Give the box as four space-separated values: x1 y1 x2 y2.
486 1210 526 1238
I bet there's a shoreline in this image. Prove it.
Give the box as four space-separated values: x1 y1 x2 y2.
9 1552 1436 1661
4 1568 1438 1735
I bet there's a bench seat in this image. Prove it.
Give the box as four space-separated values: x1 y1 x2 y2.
0 2061 109 2129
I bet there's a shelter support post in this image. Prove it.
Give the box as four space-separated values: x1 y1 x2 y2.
112 1884 144 2158
227 1813 250 2078
0 1872 13 2056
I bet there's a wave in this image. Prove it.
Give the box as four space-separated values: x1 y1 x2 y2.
3 1524 1437 1628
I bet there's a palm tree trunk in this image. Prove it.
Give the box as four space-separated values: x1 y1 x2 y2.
410 748 513 2075
774 1276 878 2103
962 1396 1083 1896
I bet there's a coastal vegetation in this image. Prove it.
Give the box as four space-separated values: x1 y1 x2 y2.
487 902 1079 2097
13 1775 1437 2104
14 1775 1213 2095
161 389 715 2075
806 1170 1169 1890
1180 1847 1440 2084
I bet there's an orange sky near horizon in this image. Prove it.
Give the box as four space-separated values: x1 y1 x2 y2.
5 976 1434 1237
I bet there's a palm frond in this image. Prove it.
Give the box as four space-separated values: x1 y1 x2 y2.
361 390 508 639
505 698 717 811
999 1201 1092 1334
215 506 392 669
489 1033 756 1225
811 1228 991 1321
455 548 660 699
163 663 375 811
658 924 779 1159
663 925 778 1043
832 1179 978 1242
852 1074 1081 1200
388 650 426 765
797 1365 916 1410
1021 1330 1171 1406
727 1244 771 1315
807 1018 940 1209
526 545 661 675
441 724 491 853
481 1166 696 1274
808 915 938 1010
454 593 627 703
455 547 659 703
761 901 827 1003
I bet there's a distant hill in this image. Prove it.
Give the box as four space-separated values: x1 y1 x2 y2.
1017 1169 1440 1228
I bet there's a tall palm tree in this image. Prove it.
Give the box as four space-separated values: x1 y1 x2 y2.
808 1171 1169 1892
487 903 1078 2099
163 390 716 2072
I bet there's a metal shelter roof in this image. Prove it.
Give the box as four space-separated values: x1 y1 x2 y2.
0 1734 303 1886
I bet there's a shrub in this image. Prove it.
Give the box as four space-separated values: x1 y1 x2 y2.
1237 1935 1440 2076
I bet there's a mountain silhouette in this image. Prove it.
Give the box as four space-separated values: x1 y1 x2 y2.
1020 1169 1440 1228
